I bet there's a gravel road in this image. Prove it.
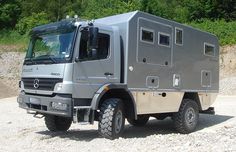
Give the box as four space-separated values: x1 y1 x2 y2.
0 96 236 152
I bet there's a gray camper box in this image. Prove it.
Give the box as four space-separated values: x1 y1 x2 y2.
18 11 219 139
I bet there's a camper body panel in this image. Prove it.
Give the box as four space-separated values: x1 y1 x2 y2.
132 92 183 114
126 11 219 92
97 11 219 93
96 11 219 114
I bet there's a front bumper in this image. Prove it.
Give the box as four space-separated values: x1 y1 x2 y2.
17 92 72 117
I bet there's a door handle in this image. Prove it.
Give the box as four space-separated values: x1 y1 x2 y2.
104 72 113 76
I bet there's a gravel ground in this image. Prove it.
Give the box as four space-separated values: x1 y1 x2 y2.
0 96 236 152
220 77 236 95
0 51 25 98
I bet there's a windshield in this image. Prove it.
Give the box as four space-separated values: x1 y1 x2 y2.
24 30 75 65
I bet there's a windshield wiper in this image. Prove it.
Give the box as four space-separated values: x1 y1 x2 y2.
35 55 57 64
45 55 57 63
24 58 36 65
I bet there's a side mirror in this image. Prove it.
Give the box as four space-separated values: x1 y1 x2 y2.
89 27 99 50
77 26 99 62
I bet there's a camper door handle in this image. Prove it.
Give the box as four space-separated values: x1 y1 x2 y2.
104 72 113 76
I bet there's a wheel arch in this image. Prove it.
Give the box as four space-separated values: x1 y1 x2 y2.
183 92 202 111
91 84 137 119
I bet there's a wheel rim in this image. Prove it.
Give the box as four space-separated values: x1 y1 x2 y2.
115 110 123 134
185 107 196 128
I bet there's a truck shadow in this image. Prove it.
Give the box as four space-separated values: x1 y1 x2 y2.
123 114 233 138
36 114 233 141
37 129 100 141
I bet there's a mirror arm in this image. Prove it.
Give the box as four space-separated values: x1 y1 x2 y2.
75 56 80 62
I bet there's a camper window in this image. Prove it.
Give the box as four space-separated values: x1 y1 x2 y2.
158 32 170 47
140 27 154 44
204 43 215 56
175 28 183 45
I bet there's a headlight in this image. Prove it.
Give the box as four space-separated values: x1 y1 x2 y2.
51 102 68 111
56 83 63 91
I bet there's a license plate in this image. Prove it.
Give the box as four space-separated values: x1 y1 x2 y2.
29 97 40 105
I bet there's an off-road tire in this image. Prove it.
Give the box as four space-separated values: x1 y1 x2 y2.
172 99 199 134
98 98 125 139
44 115 72 131
127 115 149 126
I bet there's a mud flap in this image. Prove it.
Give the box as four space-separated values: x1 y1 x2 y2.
200 107 215 115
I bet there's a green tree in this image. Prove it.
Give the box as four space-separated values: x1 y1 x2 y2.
141 0 236 22
0 0 21 29
19 0 85 21
16 12 50 34
181 0 236 21
81 0 141 19
141 0 190 22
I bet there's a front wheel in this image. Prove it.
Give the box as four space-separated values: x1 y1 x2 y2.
172 99 199 134
98 98 125 139
44 115 72 131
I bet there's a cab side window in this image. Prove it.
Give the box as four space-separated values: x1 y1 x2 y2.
79 31 110 61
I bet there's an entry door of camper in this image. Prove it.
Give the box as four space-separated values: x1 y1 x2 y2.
73 28 120 98
137 17 173 66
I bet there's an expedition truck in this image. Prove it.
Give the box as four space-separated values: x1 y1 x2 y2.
17 11 219 139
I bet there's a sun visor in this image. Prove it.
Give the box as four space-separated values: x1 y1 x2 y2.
30 19 77 36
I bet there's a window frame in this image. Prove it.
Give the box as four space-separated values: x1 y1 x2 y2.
158 32 171 47
78 31 111 62
175 27 183 46
140 27 155 45
204 42 215 57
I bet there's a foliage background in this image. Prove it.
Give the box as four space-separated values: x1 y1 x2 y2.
0 0 235 49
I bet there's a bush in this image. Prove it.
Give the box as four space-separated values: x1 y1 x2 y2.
188 19 236 46
16 12 50 35
0 30 27 45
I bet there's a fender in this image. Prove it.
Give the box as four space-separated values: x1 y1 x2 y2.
91 83 137 119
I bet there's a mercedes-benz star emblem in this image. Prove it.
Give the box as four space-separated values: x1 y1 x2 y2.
33 79 40 89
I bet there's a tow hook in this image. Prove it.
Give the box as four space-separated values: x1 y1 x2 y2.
33 113 44 119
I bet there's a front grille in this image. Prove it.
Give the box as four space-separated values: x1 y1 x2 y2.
22 78 63 91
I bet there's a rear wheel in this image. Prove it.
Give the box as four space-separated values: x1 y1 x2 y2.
98 98 125 139
127 115 149 126
44 115 72 131
172 99 199 134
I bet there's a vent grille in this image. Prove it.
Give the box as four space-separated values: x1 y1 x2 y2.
22 78 63 91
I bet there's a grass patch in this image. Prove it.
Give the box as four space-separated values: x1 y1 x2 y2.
188 20 236 46
0 30 29 52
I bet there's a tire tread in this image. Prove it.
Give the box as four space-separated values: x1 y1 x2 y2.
45 115 72 131
98 98 124 139
173 99 199 134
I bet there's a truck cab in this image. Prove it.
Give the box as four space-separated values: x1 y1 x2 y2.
18 19 129 139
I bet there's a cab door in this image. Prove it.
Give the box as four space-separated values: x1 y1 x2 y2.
72 26 120 98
